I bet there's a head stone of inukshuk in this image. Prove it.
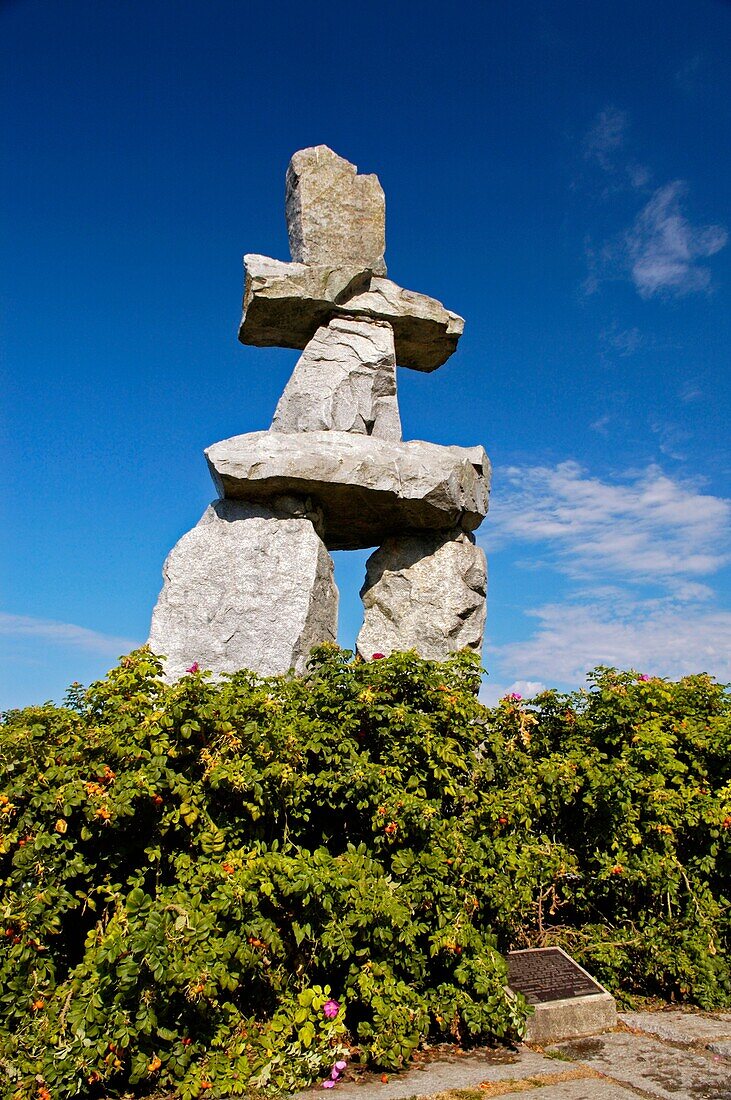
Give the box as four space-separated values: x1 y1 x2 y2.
148 146 490 679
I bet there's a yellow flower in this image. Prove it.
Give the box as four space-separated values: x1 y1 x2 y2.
54 819 67 835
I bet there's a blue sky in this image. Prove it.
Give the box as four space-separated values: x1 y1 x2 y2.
2 0 730 708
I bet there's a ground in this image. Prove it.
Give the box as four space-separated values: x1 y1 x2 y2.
296 1009 731 1100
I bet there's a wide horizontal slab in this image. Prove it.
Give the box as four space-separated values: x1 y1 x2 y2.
238 255 464 372
205 431 489 550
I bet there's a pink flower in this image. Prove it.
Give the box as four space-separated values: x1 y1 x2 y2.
372 652 385 660
638 674 651 682
323 998 340 1019
504 692 522 702
186 662 200 674
327 1060 348 1084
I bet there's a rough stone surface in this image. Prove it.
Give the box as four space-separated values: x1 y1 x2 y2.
286 145 387 275
552 1031 731 1099
147 498 337 680
239 254 464 372
291 1012 731 1100
356 529 486 660
344 276 465 373
271 317 401 439
619 1010 731 1047
294 1048 590 1100
205 431 490 550
523 993 617 1045
708 1040 731 1059
501 1084 636 1099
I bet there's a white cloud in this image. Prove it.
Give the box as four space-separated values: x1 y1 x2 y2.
0 613 137 657
481 461 731 688
584 107 627 170
493 598 731 685
479 679 548 707
590 414 612 436
578 110 725 297
599 324 644 356
581 107 650 192
626 162 651 189
483 462 731 586
626 181 727 298
648 416 691 462
676 54 702 94
680 381 703 403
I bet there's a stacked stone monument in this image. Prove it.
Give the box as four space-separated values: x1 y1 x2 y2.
148 146 491 679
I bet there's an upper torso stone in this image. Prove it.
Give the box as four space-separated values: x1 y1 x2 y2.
271 317 401 440
286 146 386 275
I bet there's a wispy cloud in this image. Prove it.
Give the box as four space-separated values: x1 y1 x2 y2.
625 181 727 298
581 107 650 192
590 414 612 436
482 461 731 688
493 597 731 685
578 110 726 298
479 679 547 707
484 462 731 586
583 106 627 170
680 380 703 403
0 613 137 657
599 324 644 356
626 162 651 190
648 415 691 461
676 54 702 95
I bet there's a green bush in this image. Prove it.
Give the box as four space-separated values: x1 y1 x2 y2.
0 648 729 1099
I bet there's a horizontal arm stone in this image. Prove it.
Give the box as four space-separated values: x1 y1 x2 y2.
238 255 464 372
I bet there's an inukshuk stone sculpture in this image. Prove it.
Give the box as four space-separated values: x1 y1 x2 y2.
148 146 490 679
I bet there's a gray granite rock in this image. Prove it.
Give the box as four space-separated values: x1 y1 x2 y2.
551 1031 731 1099
147 498 337 681
285 145 387 275
293 1047 593 1100
343 276 464 373
238 254 464 372
356 529 487 659
205 432 490 550
271 317 401 439
507 1083 636 1099
619 1010 731 1047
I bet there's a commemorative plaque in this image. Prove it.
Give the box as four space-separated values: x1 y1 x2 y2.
507 947 617 1043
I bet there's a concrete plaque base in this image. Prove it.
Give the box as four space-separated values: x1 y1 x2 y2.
508 947 617 1043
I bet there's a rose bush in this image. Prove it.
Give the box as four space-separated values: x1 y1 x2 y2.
0 647 729 1099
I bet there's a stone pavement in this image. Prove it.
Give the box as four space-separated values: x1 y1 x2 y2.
298 1009 731 1100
